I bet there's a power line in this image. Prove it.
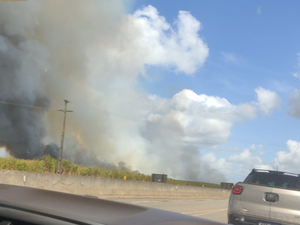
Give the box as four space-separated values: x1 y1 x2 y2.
67 100 288 148
0 100 52 111
0 99 289 148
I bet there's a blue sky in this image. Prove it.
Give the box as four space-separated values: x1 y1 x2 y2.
128 0 300 181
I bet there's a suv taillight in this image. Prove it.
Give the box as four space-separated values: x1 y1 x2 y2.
232 185 243 195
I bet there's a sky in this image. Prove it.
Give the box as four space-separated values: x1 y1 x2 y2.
127 0 300 182
1 0 300 184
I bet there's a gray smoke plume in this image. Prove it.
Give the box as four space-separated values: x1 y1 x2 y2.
0 13 58 159
0 0 131 167
0 0 237 183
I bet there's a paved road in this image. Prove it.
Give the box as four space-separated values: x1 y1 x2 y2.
107 198 229 223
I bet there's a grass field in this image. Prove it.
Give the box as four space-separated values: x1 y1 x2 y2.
0 155 220 188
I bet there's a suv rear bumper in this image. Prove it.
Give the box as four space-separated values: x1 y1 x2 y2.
228 212 263 225
228 212 300 225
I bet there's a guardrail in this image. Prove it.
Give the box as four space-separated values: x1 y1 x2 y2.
0 170 231 198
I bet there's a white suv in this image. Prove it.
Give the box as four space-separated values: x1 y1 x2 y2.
228 169 300 225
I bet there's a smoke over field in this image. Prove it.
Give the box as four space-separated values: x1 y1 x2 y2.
0 0 265 183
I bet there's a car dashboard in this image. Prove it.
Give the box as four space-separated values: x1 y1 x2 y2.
0 184 226 225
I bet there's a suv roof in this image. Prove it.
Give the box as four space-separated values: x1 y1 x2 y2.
251 168 300 177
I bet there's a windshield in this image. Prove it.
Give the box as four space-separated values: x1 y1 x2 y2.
244 172 300 191
2 2 300 225
0 0 299 186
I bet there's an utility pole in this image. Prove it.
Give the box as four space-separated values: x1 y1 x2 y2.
56 99 73 174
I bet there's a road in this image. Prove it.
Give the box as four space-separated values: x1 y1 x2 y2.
107 197 229 223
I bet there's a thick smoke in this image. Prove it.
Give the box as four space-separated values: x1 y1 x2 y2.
62 138 136 172
0 0 257 183
0 7 58 159
0 0 132 166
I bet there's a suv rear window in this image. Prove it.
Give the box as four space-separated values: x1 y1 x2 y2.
244 172 300 191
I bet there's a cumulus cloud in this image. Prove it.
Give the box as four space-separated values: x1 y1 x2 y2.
138 89 263 183
201 140 300 183
201 145 271 182
203 140 300 183
228 148 272 181
132 5 209 74
119 86 282 183
274 140 300 173
202 153 231 177
229 149 265 166
147 89 258 146
255 87 281 115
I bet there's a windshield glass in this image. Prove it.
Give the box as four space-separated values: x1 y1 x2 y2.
0 0 300 187
244 173 300 190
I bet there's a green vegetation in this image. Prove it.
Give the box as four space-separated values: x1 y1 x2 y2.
0 155 220 188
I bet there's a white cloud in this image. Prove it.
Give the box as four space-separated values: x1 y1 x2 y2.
274 140 300 173
202 153 231 175
228 148 272 181
229 149 262 165
199 139 300 183
138 87 282 182
133 88 266 183
198 140 300 183
147 89 258 145
236 103 257 119
132 5 209 74
255 87 281 115
201 140 300 183
201 145 272 183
